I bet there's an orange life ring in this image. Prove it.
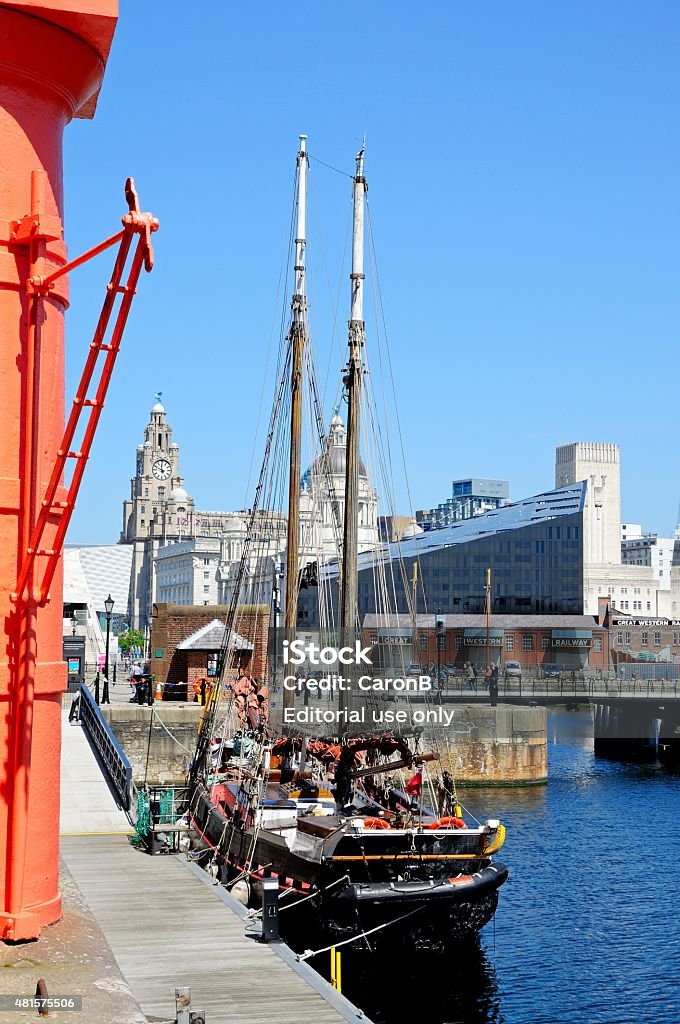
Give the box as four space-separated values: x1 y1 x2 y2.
429 816 467 830
362 816 391 830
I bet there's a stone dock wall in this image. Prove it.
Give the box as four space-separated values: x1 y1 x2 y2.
104 702 547 787
102 705 203 785
426 704 547 785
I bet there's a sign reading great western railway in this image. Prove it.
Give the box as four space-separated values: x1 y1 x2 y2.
611 619 680 627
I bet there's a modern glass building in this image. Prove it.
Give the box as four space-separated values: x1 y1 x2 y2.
416 477 510 531
297 481 586 626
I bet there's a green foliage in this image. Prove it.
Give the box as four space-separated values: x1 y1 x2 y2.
118 628 145 655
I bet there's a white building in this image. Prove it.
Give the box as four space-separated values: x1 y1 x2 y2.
621 532 674 591
122 399 288 627
149 409 380 616
555 442 621 564
63 544 133 670
555 442 667 615
621 523 642 542
299 412 378 561
155 537 222 606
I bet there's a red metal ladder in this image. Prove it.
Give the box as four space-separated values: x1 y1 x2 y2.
13 178 158 607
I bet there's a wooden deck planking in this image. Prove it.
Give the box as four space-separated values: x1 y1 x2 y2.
61 835 357 1024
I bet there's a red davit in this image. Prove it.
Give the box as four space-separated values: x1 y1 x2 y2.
0 2 157 940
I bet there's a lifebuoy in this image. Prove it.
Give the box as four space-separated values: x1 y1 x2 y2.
429 816 467 830
362 816 391 830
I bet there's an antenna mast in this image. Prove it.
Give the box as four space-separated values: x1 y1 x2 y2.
283 135 308 714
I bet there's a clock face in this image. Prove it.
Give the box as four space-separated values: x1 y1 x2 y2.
152 459 172 481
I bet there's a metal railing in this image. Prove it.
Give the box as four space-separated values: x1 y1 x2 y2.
437 675 680 702
79 683 132 810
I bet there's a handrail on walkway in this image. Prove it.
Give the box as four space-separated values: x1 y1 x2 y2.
79 683 132 811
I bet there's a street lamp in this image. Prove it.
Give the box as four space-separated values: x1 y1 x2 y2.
71 610 78 636
102 593 114 705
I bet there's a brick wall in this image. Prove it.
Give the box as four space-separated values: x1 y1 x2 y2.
363 622 610 674
151 603 270 686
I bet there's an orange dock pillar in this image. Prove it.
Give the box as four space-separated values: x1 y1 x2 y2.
0 2 118 941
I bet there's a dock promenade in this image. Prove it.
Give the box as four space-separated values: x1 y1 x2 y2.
60 710 366 1024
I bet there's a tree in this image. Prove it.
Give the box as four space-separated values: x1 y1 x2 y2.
118 628 145 656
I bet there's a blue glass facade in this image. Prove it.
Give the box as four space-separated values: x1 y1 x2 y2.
297 483 586 625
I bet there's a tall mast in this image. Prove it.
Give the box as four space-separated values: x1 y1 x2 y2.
283 135 308 712
340 147 367 640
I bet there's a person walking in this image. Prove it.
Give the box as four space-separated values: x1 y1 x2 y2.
489 664 499 707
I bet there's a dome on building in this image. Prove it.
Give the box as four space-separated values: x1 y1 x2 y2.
152 401 165 414
302 413 367 485
169 486 189 502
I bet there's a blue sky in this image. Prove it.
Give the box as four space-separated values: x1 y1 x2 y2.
64 1 680 543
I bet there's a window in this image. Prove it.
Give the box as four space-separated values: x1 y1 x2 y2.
625 632 632 645
641 632 648 647
505 634 514 652
594 635 603 653
419 634 427 650
203 558 210 566
203 585 209 594
140 519 145 527
647 602 651 610
455 636 463 650
370 634 378 645
522 635 533 651
673 632 680 647
144 487 149 497
203 571 210 579
654 632 661 646
634 588 640 595
542 635 550 651
616 631 623 644
621 588 628 595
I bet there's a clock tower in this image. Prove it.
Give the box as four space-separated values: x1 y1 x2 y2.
121 395 195 627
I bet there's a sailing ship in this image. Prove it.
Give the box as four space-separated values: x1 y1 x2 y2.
187 136 508 953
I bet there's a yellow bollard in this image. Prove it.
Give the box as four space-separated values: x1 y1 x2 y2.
330 947 342 992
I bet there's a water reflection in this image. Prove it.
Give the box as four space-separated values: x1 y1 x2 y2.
290 711 680 1024
314 936 503 1024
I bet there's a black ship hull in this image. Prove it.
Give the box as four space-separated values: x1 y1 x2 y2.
189 784 507 952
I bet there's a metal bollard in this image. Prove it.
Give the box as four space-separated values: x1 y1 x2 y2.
261 876 280 942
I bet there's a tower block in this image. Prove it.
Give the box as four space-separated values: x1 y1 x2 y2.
0 2 117 940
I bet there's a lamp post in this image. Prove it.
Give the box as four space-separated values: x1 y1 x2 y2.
102 594 114 705
71 611 77 636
